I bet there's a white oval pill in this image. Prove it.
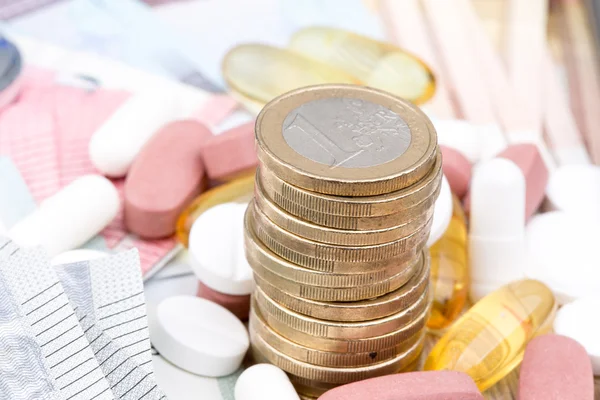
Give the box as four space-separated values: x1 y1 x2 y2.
9 175 119 257
51 249 108 266
546 165 600 220
526 211 600 304
189 202 253 296
151 295 249 377
426 175 452 247
235 364 299 400
554 297 600 375
89 91 178 177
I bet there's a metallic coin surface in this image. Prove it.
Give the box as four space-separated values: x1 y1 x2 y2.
255 84 438 196
254 285 430 350
250 202 432 264
282 97 411 168
257 150 441 229
246 205 425 273
249 301 425 367
250 254 416 301
254 175 434 246
250 330 424 384
244 223 421 288
252 251 429 322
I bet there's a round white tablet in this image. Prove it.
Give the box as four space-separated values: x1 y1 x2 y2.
554 297 600 375
546 165 600 219
188 202 253 296
427 175 452 247
235 364 300 400
51 249 108 266
151 295 249 377
525 211 600 304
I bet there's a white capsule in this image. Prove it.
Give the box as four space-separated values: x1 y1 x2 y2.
235 364 300 400
9 175 119 257
151 295 249 377
426 175 452 247
189 202 253 296
89 91 178 177
545 165 600 220
469 158 526 300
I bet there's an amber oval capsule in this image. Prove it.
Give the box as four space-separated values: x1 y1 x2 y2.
424 279 557 391
289 27 436 104
222 44 361 105
427 196 469 330
124 120 212 239
176 173 255 247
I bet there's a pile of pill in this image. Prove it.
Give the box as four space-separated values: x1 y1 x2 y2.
157 81 596 398
2 47 598 398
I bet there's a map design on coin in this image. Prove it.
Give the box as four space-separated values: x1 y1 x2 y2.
282 97 411 169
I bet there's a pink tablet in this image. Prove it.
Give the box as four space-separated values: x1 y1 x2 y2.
497 143 548 220
197 281 251 321
440 145 471 199
202 121 257 181
519 334 594 400
317 371 483 400
463 144 547 219
124 120 212 239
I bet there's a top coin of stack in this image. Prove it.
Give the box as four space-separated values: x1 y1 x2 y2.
244 84 442 397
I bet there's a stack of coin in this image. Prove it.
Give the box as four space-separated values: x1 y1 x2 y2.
244 84 441 398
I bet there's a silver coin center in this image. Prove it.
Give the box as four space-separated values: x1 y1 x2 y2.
282 97 411 169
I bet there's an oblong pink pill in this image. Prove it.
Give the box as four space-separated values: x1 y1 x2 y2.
440 145 471 199
497 144 548 220
520 334 594 400
196 281 251 321
125 120 212 239
201 121 257 181
317 371 483 400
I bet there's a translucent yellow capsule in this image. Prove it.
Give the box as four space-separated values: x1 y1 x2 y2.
222 44 361 105
288 27 436 104
427 196 469 330
424 279 557 391
176 173 254 247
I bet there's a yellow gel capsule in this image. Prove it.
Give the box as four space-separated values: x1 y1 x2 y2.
288 27 436 104
176 173 254 247
424 279 557 391
427 196 469 330
222 44 361 105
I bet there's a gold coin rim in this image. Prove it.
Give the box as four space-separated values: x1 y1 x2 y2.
244 223 422 288
250 201 433 262
258 150 442 219
254 283 431 340
254 174 434 246
255 84 438 195
250 328 425 383
249 300 425 367
249 253 417 302
251 251 429 322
